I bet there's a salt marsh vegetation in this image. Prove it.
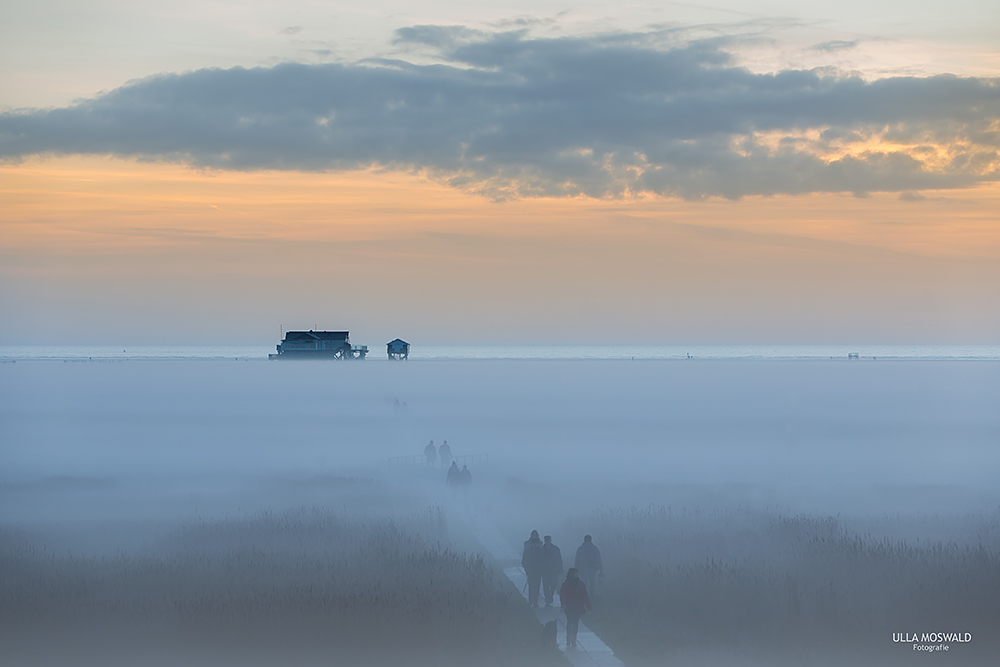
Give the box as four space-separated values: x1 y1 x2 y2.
0 507 560 667
565 506 1000 665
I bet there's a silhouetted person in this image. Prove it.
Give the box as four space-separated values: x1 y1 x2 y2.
438 440 452 469
424 440 436 466
458 464 472 506
559 568 591 647
521 530 544 608
446 461 460 488
541 535 564 606
575 535 603 596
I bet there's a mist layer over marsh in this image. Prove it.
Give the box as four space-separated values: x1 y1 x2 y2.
1 358 998 664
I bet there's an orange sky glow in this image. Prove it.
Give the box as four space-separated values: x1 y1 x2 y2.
2 156 998 345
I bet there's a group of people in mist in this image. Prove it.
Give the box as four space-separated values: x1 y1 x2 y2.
522 530 604 648
424 440 472 495
421 440 604 648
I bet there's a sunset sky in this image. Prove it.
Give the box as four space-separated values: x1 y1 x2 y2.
1 1 998 345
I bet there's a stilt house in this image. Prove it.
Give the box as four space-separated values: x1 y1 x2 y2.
269 331 368 359
387 339 410 360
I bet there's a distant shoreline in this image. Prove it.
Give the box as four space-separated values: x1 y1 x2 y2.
2 344 1000 362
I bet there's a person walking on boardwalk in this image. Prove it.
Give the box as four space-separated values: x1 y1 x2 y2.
559 567 592 647
424 440 437 466
575 535 603 596
446 461 461 500
438 440 452 469
458 464 472 506
541 535 564 606
521 530 544 608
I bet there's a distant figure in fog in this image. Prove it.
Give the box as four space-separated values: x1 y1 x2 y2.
458 465 472 505
541 535 564 606
424 440 436 466
446 460 460 489
438 440 452 469
559 568 591 647
521 530 544 608
575 535 603 596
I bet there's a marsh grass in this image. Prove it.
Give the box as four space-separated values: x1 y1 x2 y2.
0 507 542 667
567 507 1000 665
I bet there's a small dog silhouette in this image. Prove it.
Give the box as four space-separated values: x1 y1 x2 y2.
541 620 557 648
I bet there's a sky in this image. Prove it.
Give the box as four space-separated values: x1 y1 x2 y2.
1 1 998 345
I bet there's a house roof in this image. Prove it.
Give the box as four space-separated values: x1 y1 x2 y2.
387 338 409 346
284 331 349 341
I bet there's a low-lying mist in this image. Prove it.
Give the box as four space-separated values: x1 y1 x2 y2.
1 358 998 664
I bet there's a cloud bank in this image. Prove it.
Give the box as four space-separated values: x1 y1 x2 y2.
2 27 998 199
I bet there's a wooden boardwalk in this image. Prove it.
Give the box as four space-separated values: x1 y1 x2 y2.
469 519 624 667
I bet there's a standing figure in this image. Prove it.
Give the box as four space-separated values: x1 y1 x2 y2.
574 535 603 596
559 568 592 647
541 535 564 606
458 465 472 506
446 461 461 500
521 530 544 608
424 440 437 466
438 440 452 469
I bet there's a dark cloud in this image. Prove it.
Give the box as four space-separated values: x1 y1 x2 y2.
1 28 997 199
